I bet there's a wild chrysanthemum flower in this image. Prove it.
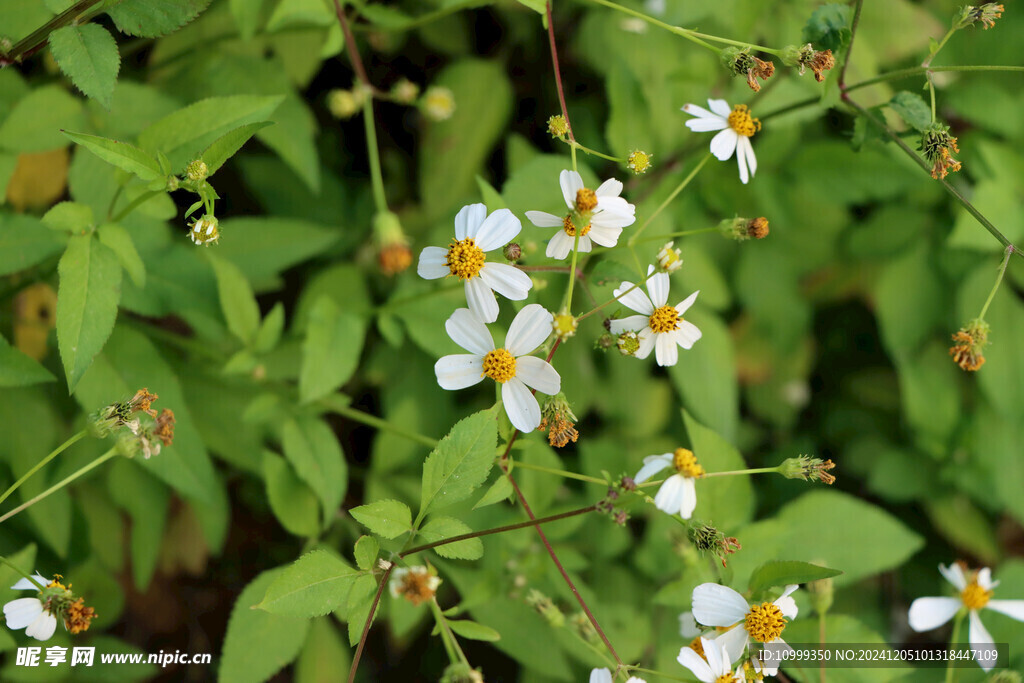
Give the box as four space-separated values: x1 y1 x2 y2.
525 170 636 260
610 266 702 366
418 203 532 323
678 636 743 682
949 318 989 371
389 566 441 606
189 215 220 246
920 123 962 180
692 583 800 675
634 448 704 518
656 241 683 273
909 563 1024 671
435 305 560 432
3 574 96 641
683 99 760 184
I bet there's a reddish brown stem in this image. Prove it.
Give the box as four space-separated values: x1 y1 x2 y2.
333 0 374 90
347 564 392 683
546 2 576 143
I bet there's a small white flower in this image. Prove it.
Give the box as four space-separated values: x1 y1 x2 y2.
423 86 456 121
691 583 800 676
3 574 57 641
656 241 683 273
609 266 701 366
588 668 646 683
388 566 441 606
435 304 561 433
633 448 704 519
525 170 636 260
682 99 760 184
909 563 1024 672
418 203 532 323
677 636 743 682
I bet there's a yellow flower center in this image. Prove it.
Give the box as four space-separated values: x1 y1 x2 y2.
728 104 761 137
744 601 787 642
482 348 517 383
961 580 992 610
673 448 705 477
575 188 598 213
715 676 735 683
445 238 487 280
562 214 591 237
649 305 680 333
688 635 706 661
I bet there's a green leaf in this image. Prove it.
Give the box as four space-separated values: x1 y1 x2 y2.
253 302 285 354
350 499 412 539
299 296 367 403
447 619 500 642
418 516 483 560
98 223 146 288
418 406 499 523
681 410 754 529
208 253 261 345
56 235 122 392
873 245 943 356
280 417 348 527
108 459 168 590
138 95 284 172
295 618 351 683
925 495 999 565
888 91 931 132
747 561 843 594
62 130 163 181
344 574 378 646
803 3 852 51
42 200 94 233
353 536 378 571
668 311 739 442
230 0 265 39
258 550 358 617
473 475 513 509
200 121 273 176
47 24 120 109
469 598 573 679
214 216 340 288
107 0 212 38
263 452 320 537
0 213 65 276
219 569 310 683
0 334 56 387
0 85 84 153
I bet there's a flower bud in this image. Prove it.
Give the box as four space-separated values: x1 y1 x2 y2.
391 78 419 104
617 330 640 356
373 211 412 276
547 114 569 138
423 86 456 121
627 149 653 175
807 575 834 616
327 88 361 119
657 241 683 273
502 242 522 262
189 215 220 246
552 312 578 341
186 159 208 182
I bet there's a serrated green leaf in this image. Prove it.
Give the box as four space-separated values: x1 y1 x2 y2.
107 0 212 38
208 253 260 345
0 213 65 276
215 216 340 287
56 235 122 392
200 121 273 176
62 130 163 181
350 499 412 539
230 0 265 39
263 451 320 537
447 619 500 641
0 85 84 153
295 617 351 683
748 561 843 594
258 550 357 617
418 406 499 523
344 574 377 646
42 201 94 233
418 516 483 560
98 223 145 288
0 334 56 387
353 536 378 571
472 475 513 509
299 296 366 403
253 302 285 354
803 3 852 51
280 417 348 527
888 91 931 132
48 24 120 108
107 459 168 590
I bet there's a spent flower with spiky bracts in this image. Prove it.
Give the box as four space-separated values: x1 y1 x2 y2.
721 47 775 93
537 393 579 447
949 318 989 371
3 574 96 641
90 388 158 437
778 455 837 485
955 3 1004 30
389 566 441 607
688 521 742 567
373 211 413 276
719 216 770 241
920 122 962 180
782 43 836 82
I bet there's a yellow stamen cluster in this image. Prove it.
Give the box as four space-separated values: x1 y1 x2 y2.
481 348 517 383
715 675 736 683
445 238 486 280
627 150 653 174
949 320 988 372
561 215 591 238
189 216 220 246
394 568 439 606
379 243 413 275
153 409 175 447
744 601 787 642
728 105 761 137
64 598 96 634
649 305 680 334
575 188 598 213
961 579 993 610
547 114 569 138
673 448 705 478
747 217 770 240
539 412 579 448
688 635 706 660
921 124 962 180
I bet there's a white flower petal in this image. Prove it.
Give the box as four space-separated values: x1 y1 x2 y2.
609 314 649 335
480 262 531 301
11 575 48 591
475 208 522 251
708 98 732 118
595 178 623 197
589 668 613 683
986 599 1024 622
559 169 583 209
586 224 622 248
976 567 996 591
455 203 487 240
939 563 968 592
614 281 654 315
709 128 738 161
739 135 757 178
675 290 700 316
595 195 634 215
692 583 749 627
969 610 996 671
4 597 43 629
670 325 697 352
908 597 961 631
624 678 647 683
25 611 57 641
679 611 700 638
653 474 686 514
502 378 541 432
634 453 673 483
775 595 798 620
445 308 493 355
736 134 750 185
655 332 679 366
505 303 553 356
435 355 485 390
545 230 574 260
682 102 720 120
678 475 697 519
417 246 449 279
635 329 656 359
465 278 498 323
591 211 634 230
525 211 563 228
576 235 593 253
516 356 560 395
677 643 715 682
646 271 670 307
712 624 750 665
686 117 729 132
759 638 793 676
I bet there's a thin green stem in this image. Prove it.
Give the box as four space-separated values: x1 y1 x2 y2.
429 599 469 666
564 233 582 312
628 154 712 246
0 0 105 65
321 400 438 449
978 246 1014 320
929 79 937 122
0 430 88 507
846 65 1024 93
684 30 780 55
111 190 162 223
701 466 781 478
945 610 964 683
575 268 657 322
352 0 480 33
625 666 690 682
923 27 957 69
0 556 46 591
566 140 624 163
838 0 863 91
577 0 722 54
361 95 388 213
0 448 118 525
508 460 606 485
819 611 827 683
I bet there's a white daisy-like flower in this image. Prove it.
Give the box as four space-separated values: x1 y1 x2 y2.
908 563 1024 672
682 99 760 184
691 583 800 676
589 668 646 683
677 636 743 682
633 448 705 519
418 203 532 323
609 266 701 366
435 304 560 433
525 170 636 260
3 574 57 641
388 566 441 606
